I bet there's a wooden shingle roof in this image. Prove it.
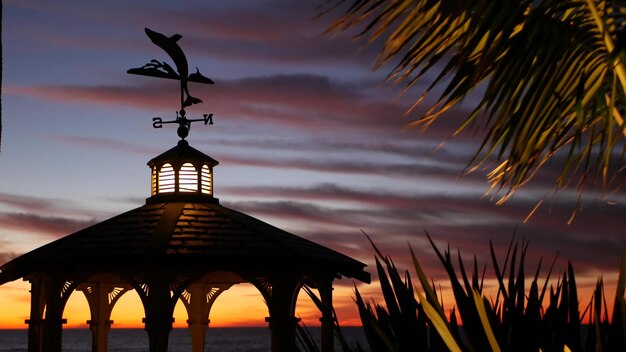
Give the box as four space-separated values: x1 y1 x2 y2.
148 140 218 168
0 201 370 284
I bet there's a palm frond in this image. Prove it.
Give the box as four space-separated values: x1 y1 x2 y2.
327 0 626 200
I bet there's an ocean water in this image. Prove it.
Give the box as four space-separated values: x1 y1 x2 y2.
0 327 368 351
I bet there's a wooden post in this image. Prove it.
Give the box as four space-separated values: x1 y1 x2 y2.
79 282 131 352
267 278 299 352
180 284 231 352
41 278 65 352
26 276 45 352
319 279 334 352
142 282 175 352
184 284 208 352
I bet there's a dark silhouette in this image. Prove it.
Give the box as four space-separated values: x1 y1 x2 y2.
0 137 370 352
127 28 214 109
128 28 216 140
0 29 369 351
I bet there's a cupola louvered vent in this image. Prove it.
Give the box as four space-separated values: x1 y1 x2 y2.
147 140 219 203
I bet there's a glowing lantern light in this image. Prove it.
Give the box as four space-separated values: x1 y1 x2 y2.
147 140 218 201
179 163 198 193
158 163 176 193
201 165 212 195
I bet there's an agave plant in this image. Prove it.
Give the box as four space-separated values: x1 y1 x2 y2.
325 0 626 202
319 233 626 352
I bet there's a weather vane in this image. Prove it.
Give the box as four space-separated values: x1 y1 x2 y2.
127 28 214 139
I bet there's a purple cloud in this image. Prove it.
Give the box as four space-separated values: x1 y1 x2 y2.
0 212 97 238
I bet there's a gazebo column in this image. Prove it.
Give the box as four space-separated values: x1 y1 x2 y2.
78 282 131 352
41 278 66 352
180 284 232 352
142 282 176 352
25 276 45 352
318 279 334 352
267 278 299 352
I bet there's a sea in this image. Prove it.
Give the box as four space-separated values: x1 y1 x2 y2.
0 327 369 351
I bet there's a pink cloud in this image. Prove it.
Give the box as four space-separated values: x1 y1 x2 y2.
7 1 376 66
0 253 19 266
217 181 625 281
217 154 462 178
48 135 162 155
4 74 409 134
0 212 97 238
0 192 61 213
0 192 108 220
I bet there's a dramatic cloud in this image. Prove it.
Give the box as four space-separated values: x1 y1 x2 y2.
7 0 378 67
5 73 410 135
221 183 626 280
217 154 463 179
207 137 466 160
0 192 107 220
0 212 97 238
0 192 61 213
47 136 162 155
0 253 19 266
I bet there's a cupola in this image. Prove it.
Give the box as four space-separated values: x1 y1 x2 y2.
146 139 219 203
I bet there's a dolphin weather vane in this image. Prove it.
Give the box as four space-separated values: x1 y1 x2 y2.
128 28 214 139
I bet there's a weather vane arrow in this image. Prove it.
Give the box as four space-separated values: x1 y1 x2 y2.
127 28 214 139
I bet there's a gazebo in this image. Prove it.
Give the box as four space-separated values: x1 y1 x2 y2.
0 27 370 352
0 138 370 352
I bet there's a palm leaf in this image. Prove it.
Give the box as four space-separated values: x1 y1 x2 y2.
326 0 626 199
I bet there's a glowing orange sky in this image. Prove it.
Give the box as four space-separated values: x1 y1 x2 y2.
0 275 615 330
0 279 370 330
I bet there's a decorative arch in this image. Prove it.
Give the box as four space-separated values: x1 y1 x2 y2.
178 282 233 352
76 276 133 352
123 274 196 352
250 276 273 305
25 274 86 352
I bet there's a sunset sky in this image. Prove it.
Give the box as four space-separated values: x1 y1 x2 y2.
2 0 625 333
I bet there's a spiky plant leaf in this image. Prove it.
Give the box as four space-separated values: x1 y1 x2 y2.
427 233 497 350
375 257 402 320
296 320 320 352
410 243 446 317
354 287 395 351
566 262 582 350
301 285 356 352
379 257 424 349
472 289 502 352
415 287 463 352
608 244 626 350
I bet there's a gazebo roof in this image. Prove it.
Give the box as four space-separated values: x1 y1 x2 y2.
0 200 370 284
148 140 219 167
